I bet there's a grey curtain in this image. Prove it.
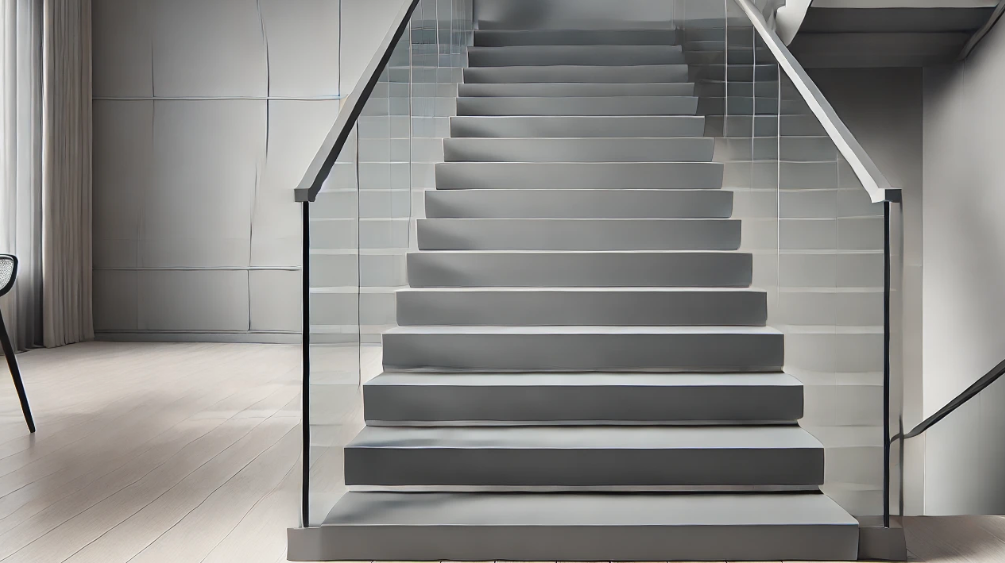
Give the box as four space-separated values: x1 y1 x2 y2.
0 0 43 352
41 0 92 347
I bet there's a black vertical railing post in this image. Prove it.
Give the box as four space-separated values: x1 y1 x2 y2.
301 201 311 527
883 200 892 528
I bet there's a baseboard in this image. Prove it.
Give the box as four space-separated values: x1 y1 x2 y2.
95 331 302 344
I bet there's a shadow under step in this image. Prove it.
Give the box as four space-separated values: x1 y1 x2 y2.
407 251 752 288
296 492 859 561
450 115 707 138
416 218 740 251
425 188 733 218
381 325 783 371
468 44 685 66
435 162 724 190
395 287 766 326
473 28 680 47
464 64 689 83
443 137 714 162
344 425 823 486
363 372 803 424
456 95 699 116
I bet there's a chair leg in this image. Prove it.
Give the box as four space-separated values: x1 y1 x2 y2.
0 314 35 433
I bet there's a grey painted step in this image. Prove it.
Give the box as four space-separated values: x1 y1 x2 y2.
456 96 699 116
468 45 686 66
425 189 733 219
344 425 822 486
363 372 803 424
436 162 725 190
464 64 689 83
395 287 766 326
407 251 753 288
301 492 859 561
381 325 783 371
443 137 715 163
473 28 679 47
458 82 696 97
450 115 706 138
415 219 741 251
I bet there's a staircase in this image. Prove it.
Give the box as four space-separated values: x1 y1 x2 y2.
313 23 861 563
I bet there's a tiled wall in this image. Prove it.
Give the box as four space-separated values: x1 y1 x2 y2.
92 0 406 341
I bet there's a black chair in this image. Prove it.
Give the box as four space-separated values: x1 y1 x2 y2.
0 255 35 433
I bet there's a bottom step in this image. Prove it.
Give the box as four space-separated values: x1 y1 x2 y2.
290 492 859 561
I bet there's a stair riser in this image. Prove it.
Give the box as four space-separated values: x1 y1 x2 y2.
381 332 783 371
435 162 725 190
468 45 686 66
450 116 707 138
395 289 766 326
344 446 822 486
473 29 679 47
456 96 699 116
407 252 753 288
292 524 858 562
458 82 696 97
464 65 689 83
443 138 714 163
364 383 802 423
425 189 734 219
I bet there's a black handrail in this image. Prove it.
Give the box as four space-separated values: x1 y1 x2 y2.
294 0 421 203
894 357 1005 442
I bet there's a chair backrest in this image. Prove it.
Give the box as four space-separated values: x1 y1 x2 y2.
0 255 17 297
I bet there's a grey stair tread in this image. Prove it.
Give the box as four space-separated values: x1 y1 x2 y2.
473 28 680 46
415 218 740 251
458 82 696 97
383 324 782 335
450 115 707 138
435 161 725 190
464 64 689 83
368 371 802 387
467 44 686 66
456 95 699 116
348 425 822 450
325 491 856 526
425 188 733 218
443 137 714 162
364 372 803 424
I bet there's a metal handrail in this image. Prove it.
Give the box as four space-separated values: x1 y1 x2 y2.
731 0 902 204
894 358 1005 441
293 0 421 203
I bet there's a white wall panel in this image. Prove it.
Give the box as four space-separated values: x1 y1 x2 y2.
93 0 154 97
250 270 302 331
259 0 341 97
137 270 250 331
145 100 266 268
151 0 268 97
93 271 139 331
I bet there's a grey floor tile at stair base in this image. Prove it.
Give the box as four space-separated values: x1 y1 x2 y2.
442 137 715 162
363 372 804 423
292 492 859 561
406 251 753 288
381 325 784 372
424 189 734 219
415 219 741 251
394 287 767 326
449 115 708 138
344 426 824 487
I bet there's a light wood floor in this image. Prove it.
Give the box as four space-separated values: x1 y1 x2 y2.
0 342 1001 563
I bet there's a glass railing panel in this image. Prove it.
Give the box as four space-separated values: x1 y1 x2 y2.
888 198 905 521
774 69 890 520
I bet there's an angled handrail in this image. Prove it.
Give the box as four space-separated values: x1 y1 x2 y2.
731 0 901 203
894 357 1005 442
294 0 421 203
958 0 1005 61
